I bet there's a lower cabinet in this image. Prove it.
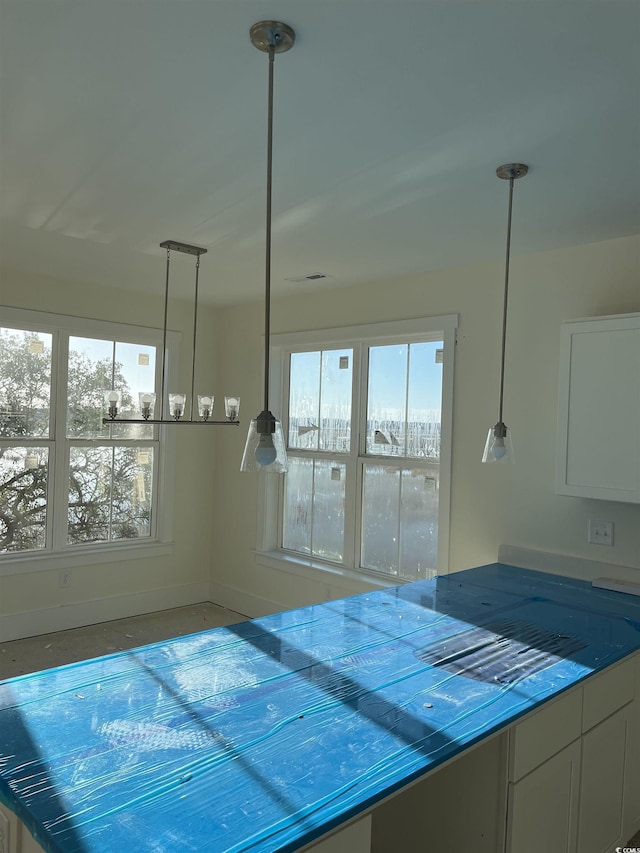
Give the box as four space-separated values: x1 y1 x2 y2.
307 816 372 853
578 705 632 853
506 740 581 853
505 653 639 853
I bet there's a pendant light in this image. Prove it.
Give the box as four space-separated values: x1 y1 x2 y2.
240 21 294 473
102 240 240 427
482 163 528 464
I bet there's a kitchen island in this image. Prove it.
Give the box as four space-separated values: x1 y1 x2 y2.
1 563 639 852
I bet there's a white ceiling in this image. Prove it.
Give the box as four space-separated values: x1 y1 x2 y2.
1 1 639 306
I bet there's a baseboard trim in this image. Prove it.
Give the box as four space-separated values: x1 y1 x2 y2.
208 580 285 620
0 582 210 643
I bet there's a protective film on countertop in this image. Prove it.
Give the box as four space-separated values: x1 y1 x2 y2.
1 563 639 853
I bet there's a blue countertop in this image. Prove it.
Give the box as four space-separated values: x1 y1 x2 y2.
1 563 639 853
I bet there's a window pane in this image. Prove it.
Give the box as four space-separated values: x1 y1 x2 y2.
68 337 156 439
311 459 345 562
0 328 52 438
288 349 352 452
361 463 400 576
398 465 439 579
282 456 313 554
0 446 49 552
319 350 352 453
283 457 346 563
407 342 443 460
68 446 153 544
366 341 442 458
288 351 321 450
361 462 438 580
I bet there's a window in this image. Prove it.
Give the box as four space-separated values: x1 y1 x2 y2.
260 315 457 583
0 308 174 568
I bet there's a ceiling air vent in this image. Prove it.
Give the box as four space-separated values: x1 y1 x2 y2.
285 272 331 283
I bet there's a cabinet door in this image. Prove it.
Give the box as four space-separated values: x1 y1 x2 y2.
506 739 581 853
555 314 640 503
578 705 631 853
308 815 371 853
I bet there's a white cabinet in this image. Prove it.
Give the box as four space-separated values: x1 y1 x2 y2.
506 654 639 853
578 705 631 853
306 816 372 853
555 313 640 503
506 740 581 853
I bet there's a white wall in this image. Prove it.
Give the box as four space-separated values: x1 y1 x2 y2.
210 235 640 616
2 234 639 635
0 267 223 640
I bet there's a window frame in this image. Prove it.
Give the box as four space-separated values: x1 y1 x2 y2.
256 314 458 584
0 306 179 576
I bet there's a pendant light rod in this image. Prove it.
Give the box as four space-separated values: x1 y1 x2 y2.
190 253 201 421
160 244 171 420
158 240 208 423
250 21 295 416
263 43 275 415
496 163 528 424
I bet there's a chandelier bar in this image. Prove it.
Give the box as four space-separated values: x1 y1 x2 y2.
102 240 239 427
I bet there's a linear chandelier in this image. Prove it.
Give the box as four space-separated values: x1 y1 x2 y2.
482 163 528 463
103 239 240 427
240 21 294 473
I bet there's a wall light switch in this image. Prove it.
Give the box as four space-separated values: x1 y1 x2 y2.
588 520 614 546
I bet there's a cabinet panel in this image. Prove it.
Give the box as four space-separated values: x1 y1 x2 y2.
555 314 640 503
582 655 635 732
507 739 581 853
509 687 582 781
578 706 630 853
308 816 371 853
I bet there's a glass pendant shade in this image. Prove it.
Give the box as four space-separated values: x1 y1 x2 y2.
225 396 240 421
139 392 156 420
482 422 514 464
241 411 288 473
198 395 215 420
169 393 186 420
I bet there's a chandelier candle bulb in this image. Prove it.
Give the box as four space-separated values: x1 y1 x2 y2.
104 390 120 419
139 392 156 420
198 395 214 421
225 396 240 421
169 393 186 420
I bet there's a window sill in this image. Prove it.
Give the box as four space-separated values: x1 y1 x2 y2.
0 541 174 576
255 550 401 593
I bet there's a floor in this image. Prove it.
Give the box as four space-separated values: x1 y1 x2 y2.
0 602 247 680
2 607 640 849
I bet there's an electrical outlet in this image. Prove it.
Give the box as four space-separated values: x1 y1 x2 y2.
588 520 614 546
59 570 72 588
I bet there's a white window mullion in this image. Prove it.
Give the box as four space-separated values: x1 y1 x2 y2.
51 332 70 551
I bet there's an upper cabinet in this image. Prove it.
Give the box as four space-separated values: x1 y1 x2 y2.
555 313 640 503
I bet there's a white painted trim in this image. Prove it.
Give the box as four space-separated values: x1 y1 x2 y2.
259 314 458 581
208 561 395 622
498 544 640 583
271 314 459 349
255 550 399 593
0 581 209 642
0 542 173 576
208 579 281 619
